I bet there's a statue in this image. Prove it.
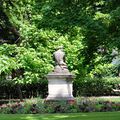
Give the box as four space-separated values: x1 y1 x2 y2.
53 46 69 73
53 46 66 66
46 46 75 101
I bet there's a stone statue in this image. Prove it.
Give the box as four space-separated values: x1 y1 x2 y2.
46 46 75 101
53 46 69 73
53 46 66 66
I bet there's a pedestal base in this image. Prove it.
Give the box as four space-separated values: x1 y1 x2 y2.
46 73 74 101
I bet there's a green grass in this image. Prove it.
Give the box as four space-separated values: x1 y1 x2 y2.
96 97 120 102
76 97 120 103
0 112 120 120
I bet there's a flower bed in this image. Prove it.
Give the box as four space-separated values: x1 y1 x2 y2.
0 97 120 114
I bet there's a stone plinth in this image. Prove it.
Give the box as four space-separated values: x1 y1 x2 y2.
46 73 75 100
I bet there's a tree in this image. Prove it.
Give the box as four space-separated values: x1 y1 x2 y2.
1 0 120 98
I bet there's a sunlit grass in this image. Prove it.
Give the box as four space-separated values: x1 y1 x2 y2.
76 96 120 103
0 112 120 120
96 97 120 102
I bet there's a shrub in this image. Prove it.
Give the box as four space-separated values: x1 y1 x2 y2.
73 77 120 96
0 97 120 114
44 100 79 113
76 97 120 112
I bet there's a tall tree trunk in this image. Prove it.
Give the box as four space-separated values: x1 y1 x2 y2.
16 84 23 101
12 69 24 101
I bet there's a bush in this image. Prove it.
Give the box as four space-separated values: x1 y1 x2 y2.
76 97 120 112
44 100 79 113
73 77 120 96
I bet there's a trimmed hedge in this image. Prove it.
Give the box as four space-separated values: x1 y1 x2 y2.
73 77 120 96
0 77 120 99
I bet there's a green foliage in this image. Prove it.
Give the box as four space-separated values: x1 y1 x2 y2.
1 0 84 85
74 77 120 96
1 0 120 97
0 43 53 84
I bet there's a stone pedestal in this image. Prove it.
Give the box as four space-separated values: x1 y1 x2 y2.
46 73 74 101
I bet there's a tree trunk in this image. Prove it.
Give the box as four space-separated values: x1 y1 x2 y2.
16 84 23 101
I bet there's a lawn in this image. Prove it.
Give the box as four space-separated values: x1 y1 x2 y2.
0 112 120 120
